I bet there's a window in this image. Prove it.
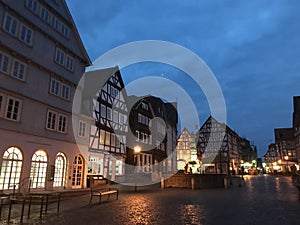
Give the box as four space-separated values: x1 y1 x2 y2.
105 131 110 145
110 86 118 98
66 55 74 71
61 84 70 100
107 107 112 120
100 104 106 118
50 78 60 96
72 155 83 187
53 152 66 187
39 6 49 22
51 16 60 31
3 14 18 36
0 147 23 190
61 23 69 37
78 120 86 137
55 48 65 65
113 110 118 123
135 130 140 141
19 24 33 45
142 102 149 110
57 114 67 133
111 133 116 147
30 150 47 189
0 95 3 113
46 110 56 130
0 53 10 74
100 129 105 144
5 97 22 121
25 0 39 14
12 59 26 80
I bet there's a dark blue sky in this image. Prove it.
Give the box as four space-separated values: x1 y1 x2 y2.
66 0 300 157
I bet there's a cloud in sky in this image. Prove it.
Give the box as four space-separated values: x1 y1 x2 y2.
67 0 300 156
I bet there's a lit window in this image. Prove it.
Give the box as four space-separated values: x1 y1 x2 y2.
0 52 11 74
19 24 33 45
61 84 70 100
50 78 60 96
78 120 86 137
100 129 105 144
53 152 66 187
72 155 83 187
3 14 18 36
66 55 74 71
12 59 26 80
105 131 110 145
30 150 48 189
5 97 22 121
0 147 23 190
57 114 67 133
55 48 65 65
46 110 57 130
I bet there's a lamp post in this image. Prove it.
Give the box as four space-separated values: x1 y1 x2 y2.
133 146 141 192
284 155 288 173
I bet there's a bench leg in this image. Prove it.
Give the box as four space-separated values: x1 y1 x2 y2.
89 195 93 204
117 191 119 200
99 194 102 204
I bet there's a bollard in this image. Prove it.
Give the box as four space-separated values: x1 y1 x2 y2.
191 177 195 190
161 177 165 189
57 194 61 215
40 196 44 219
20 198 25 223
224 177 228 189
28 195 32 218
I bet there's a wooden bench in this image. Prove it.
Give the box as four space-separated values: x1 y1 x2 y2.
89 184 119 204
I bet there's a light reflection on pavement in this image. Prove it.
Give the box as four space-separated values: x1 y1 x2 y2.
4 175 300 225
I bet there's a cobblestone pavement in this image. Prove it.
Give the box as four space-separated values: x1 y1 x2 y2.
1 175 300 225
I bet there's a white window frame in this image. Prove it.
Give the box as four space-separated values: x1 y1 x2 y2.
5 96 22 121
61 83 70 100
46 110 57 131
78 120 86 137
12 59 26 81
19 24 33 46
25 0 39 14
55 48 65 66
66 54 74 71
0 52 11 74
50 78 60 96
135 130 140 142
107 107 112 120
39 5 50 23
57 113 67 133
51 15 60 31
3 13 19 37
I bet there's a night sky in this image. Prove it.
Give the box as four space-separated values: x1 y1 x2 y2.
66 0 300 157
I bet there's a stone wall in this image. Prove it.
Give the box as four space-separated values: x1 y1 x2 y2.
164 174 226 189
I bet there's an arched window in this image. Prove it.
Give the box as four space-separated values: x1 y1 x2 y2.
30 150 48 189
53 152 66 187
0 147 23 190
72 155 83 188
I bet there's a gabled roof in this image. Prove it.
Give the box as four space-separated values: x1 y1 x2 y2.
62 0 92 66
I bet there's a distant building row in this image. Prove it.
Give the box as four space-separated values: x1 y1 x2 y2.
264 96 300 173
176 116 258 175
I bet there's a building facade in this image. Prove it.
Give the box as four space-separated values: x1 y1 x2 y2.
293 96 300 165
196 116 241 174
0 0 91 191
176 128 199 172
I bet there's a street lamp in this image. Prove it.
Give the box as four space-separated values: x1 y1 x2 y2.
284 155 288 173
133 146 141 191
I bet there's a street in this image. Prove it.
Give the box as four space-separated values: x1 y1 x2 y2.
3 175 300 225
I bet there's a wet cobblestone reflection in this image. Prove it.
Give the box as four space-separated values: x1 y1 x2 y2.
2 175 300 225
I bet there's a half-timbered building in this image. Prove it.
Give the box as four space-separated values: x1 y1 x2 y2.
87 67 128 182
196 116 241 174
